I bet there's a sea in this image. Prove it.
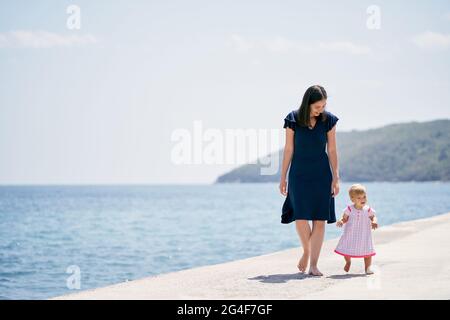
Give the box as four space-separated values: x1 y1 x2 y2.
0 182 449 299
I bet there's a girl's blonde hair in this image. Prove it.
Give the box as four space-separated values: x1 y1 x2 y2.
348 183 366 199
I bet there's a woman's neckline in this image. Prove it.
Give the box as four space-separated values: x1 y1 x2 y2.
308 117 319 130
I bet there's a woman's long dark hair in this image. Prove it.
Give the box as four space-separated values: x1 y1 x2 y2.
296 85 328 127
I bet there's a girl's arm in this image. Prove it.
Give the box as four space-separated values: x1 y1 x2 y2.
369 211 378 229
336 213 349 227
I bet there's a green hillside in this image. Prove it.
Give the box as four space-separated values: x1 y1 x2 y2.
215 119 450 183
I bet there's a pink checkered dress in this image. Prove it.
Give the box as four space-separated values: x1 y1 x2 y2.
334 204 376 258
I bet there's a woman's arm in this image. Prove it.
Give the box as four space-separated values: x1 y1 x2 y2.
279 127 294 195
327 125 339 179
327 125 340 196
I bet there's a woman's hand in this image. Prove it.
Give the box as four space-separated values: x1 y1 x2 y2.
279 179 287 196
331 178 340 197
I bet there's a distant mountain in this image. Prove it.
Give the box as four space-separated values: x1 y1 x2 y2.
215 119 450 183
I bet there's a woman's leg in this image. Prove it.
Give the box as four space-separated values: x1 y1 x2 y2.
295 219 311 272
309 220 326 276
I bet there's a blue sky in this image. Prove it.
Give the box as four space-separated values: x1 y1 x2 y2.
0 0 449 184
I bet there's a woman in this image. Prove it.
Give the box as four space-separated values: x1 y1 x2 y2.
279 85 340 276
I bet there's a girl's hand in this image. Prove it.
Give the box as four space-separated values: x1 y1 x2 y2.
371 222 378 230
336 220 344 227
331 178 340 197
279 179 287 196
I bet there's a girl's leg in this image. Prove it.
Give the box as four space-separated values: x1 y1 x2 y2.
344 256 351 272
309 220 326 276
364 256 373 274
295 220 311 272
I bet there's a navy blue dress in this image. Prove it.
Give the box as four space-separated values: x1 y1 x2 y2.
281 109 339 224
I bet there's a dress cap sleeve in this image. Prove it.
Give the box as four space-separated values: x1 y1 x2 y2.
326 111 339 132
283 110 297 131
343 206 351 216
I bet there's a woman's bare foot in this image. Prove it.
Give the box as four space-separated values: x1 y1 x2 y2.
297 253 309 273
308 266 323 276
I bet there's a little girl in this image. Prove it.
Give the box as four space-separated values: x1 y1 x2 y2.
334 184 378 274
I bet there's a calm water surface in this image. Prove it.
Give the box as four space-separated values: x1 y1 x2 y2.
1 182 449 299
